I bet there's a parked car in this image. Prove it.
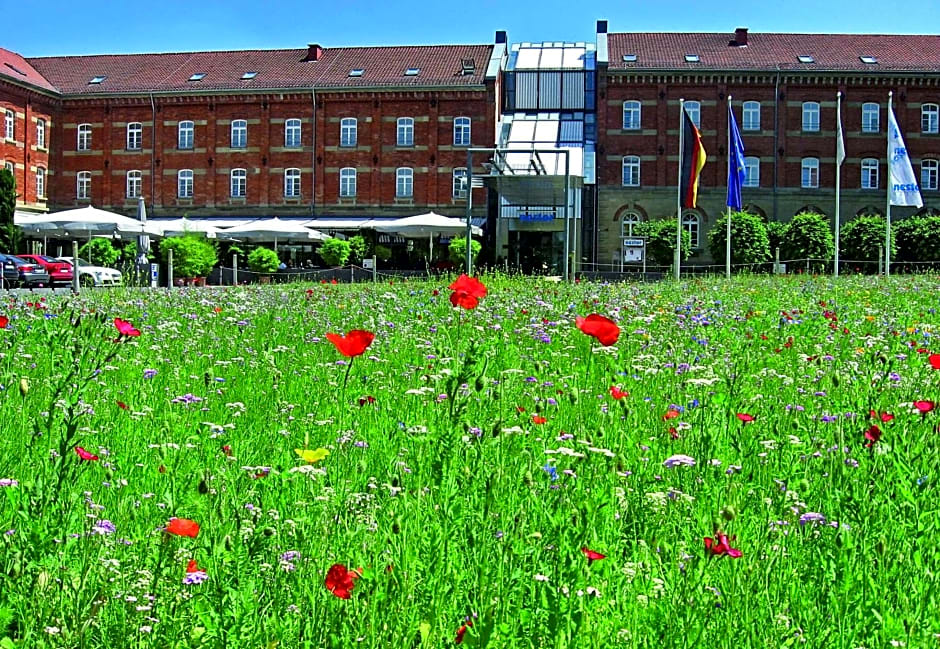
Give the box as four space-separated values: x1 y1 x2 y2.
0 253 51 288
0 254 19 288
57 257 123 287
18 254 74 285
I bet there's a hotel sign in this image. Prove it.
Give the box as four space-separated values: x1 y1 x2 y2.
519 211 556 222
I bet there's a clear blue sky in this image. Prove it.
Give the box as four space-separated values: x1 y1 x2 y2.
6 0 937 56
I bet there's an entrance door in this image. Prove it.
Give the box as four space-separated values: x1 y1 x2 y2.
512 231 563 274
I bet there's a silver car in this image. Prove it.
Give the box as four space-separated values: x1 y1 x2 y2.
57 257 123 287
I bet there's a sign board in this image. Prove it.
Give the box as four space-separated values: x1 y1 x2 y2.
622 237 646 264
519 212 555 223
362 259 374 270
622 238 645 248
150 263 159 287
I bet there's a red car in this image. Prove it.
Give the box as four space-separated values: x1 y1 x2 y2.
18 254 74 285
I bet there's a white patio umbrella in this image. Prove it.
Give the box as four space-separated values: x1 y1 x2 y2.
136 197 151 268
373 211 482 260
156 218 221 238
15 205 163 238
217 217 330 247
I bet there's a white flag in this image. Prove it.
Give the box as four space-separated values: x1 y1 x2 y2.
887 105 924 207
836 100 846 167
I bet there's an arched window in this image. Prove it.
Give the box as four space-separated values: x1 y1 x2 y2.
802 102 820 132
922 104 939 134
396 117 414 146
922 159 939 191
126 170 141 197
453 117 471 146
77 171 91 200
622 101 641 130
339 168 356 197
621 155 640 187
682 211 701 248
230 168 246 197
396 167 413 197
178 121 194 149
452 167 467 198
284 168 301 197
861 158 879 189
285 119 302 148
742 101 760 131
743 156 760 187
620 211 643 237
36 167 46 198
340 118 357 147
77 124 92 151
178 169 193 198
230 119 247 148
801 157 819 188
684 101 701 128
126 122 142 150
861 103 879 133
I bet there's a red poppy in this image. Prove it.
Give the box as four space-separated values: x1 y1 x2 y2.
114 318 141 337
870 410 894 423
581 547 606 561
662 409 680 421
324 563 360 599
609 385 628 400
117 401 129 411
75 446 99 461
326 330 375 358
704 531 742 558
930 354 940 370
166 517 200 538
331 279 338 285
575 314 620 346
449 274 487 310
736 413 755 423
914 400 935 414
221 444 233 457
0 316 8 329
864 424 882 447
531 415 547 425
213 307 222 314
432 289 440 297
186 559 202 574
455 620 473 644
358 395 376 406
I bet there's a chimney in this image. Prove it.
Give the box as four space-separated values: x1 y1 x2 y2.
597 20 608 34
733 27 748 46
303 43 323 62
495 30 507 44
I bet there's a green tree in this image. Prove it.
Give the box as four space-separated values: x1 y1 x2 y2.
894 215 940 262
706 210 770 267
318 238 351 266
78 238 119 267
0 168 22 253
159 235 218 277
347 235 369 264
247 247 280 273
635 219 691 266
779 212 834 269
840 214 895 262
448 237 482 267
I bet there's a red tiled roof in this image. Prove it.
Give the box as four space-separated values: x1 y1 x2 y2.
608 32 940 72
23 44 493 96
0 48 58 93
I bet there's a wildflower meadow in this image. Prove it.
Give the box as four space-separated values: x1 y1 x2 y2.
1 273 939 648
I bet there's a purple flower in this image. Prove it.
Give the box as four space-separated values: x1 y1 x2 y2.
183 571 209 585
0 479 17 488
143 369 157 379
663 454 696 468
92 520 116 535
799 512 827 526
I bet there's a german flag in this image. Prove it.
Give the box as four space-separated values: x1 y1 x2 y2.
680 107 707 208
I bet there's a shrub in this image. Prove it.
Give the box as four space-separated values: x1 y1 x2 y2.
635 219 691 266
706 210 770 267
448 237 482 267
374 245 392 262
318 238 351 267
78 238 119 267
894 215 940 262
247 247 280 274
765 221 788 258
347 235 369 264
159 235 218 277
840 214 895 262
779 212 833 268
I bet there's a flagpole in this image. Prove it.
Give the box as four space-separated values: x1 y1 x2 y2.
886 91 892 278
726 95 732 280
676 98 684 281
835 91 842 278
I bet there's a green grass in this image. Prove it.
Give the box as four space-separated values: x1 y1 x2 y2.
1 273 939 648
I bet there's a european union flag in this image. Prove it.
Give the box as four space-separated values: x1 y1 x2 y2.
727 105 746 210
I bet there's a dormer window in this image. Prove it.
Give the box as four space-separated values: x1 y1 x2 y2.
460 58 476 75
797 55 815 63
684 54 700 63
404 67 420 76
188 73 206 81
622 54 638 62
89 75 107 84
348 69 364 77
241 71 258 80
860 56 878 64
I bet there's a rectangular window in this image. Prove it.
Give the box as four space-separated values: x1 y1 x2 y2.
453 117 471 146
4 111 13 140
178 121 194 149
743 156 760 187
178 170 193 198
285 119 302 148
923 104 939 134
861 103 879 133
621 156 640 187
923 160 939 191
802 102 820 132
453 168 467 198
742 102 760 131
77 124 91 151
126 170 142 198
36 168 45 198
622 101 641 130
396 168 413 198
861 158 879 189
340 168 357 197
801 158 819 188
230 169 246 197
77 171 91 199
127 123 142 150
397 118 414 146
231 120 247 148
684 101 701 128
340 118 357 147
36 119 46 148
284 168 301 197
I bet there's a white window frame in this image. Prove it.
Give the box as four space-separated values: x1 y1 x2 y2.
742 101 760 131
126 170 142 198
285 118 302 148
77 123 91 151
77 171 91 199
923 104 939 134
453 167 468 199
284 168 301 197
802 102 820 132
36 119 46 148
620 212 643 237
340 118 357 147
682 212 701 248
396 167 413 198
4 110 13 140
36 167 45 198
396 117 414 147
126 122 142 150
743 156 760 187
801 157 819 188
684 101 701 128
453 117 471 146
178 121 194 149
3 161 13 174
230 168 246 197
622 101 641 130
339 167 357 197
861 158 879 189
861 103 879 133
231 120 247 148
922 159 939 191
178 169 194 198
621 155 640 187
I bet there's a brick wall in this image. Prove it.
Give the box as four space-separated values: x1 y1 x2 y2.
0 82 55 210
